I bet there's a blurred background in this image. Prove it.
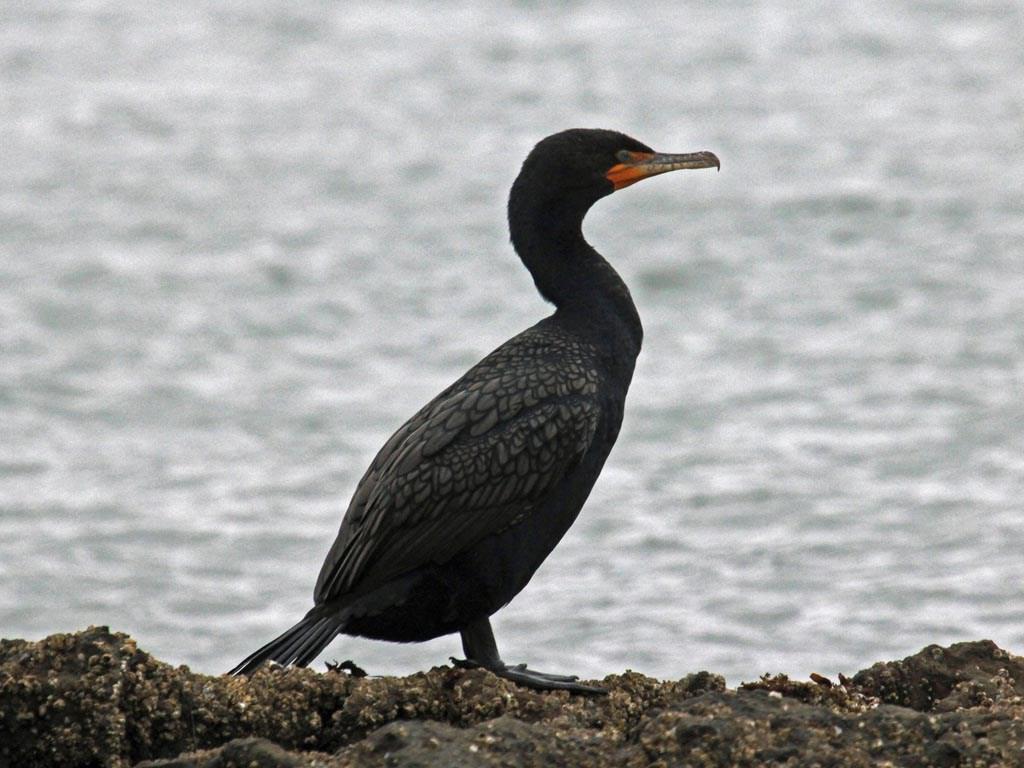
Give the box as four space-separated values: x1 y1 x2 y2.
1 0 1022 685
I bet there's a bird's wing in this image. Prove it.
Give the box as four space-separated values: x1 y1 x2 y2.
313 348 601 604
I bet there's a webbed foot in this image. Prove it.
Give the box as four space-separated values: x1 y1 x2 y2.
451 653 606 694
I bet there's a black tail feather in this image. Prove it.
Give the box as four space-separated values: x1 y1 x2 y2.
295 618 342 667
228 611 341 675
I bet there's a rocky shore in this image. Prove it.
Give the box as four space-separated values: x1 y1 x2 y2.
2 627 1023 767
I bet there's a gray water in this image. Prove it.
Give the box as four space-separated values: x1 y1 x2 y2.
2 0 1023 685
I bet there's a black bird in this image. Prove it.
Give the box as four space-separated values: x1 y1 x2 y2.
230 129 718 693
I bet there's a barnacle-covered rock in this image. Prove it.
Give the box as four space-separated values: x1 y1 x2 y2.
3 627 1023 767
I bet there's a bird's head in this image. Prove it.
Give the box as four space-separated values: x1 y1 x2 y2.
511 128 719 213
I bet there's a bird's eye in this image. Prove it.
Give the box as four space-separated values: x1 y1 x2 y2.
615 150 634 164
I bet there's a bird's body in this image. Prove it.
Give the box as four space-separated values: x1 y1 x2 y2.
312 318 629 643
231 129 718 692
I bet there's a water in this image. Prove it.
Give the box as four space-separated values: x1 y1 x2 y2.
1 0 1023 685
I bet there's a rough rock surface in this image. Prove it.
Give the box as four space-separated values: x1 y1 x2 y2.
2 627 1023 767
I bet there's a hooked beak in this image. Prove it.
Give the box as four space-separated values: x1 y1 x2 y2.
606 150 720 191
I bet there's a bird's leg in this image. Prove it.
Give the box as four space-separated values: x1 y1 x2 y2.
452 616 607 695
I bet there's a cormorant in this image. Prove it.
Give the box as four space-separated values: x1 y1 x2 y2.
230 129 719 693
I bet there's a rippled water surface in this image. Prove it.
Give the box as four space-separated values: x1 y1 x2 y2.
2 0 1023 683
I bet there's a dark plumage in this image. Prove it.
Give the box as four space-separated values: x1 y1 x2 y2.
230 129 718 693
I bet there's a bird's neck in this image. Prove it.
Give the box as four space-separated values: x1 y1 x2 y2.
509 195 644 356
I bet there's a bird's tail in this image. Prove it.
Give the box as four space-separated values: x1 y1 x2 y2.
228 609 344 675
